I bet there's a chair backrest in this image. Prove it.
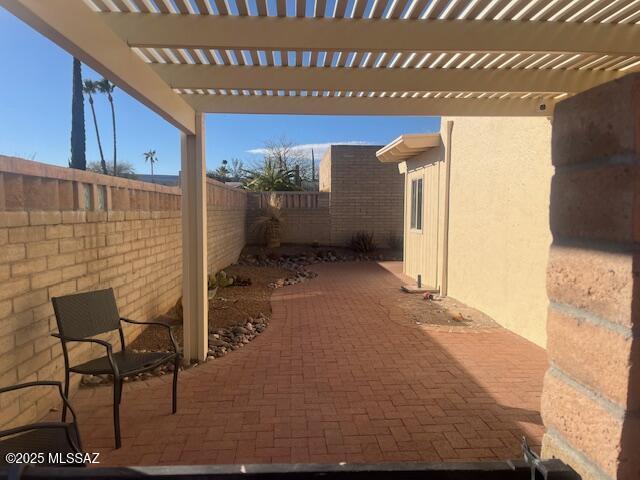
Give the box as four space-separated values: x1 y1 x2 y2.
52 288 120 339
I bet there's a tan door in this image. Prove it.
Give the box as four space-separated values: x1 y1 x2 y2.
405 162 440 289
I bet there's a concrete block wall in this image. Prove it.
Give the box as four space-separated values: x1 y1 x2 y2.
322 145 404 248
541 74 640 480
0 156 247 429
206 178 247 273
246 192 331 245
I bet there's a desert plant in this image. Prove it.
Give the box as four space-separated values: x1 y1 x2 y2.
349 231 376 253
252 193 284 248
207 273 217 291
208 270 236 290
242 162 299 192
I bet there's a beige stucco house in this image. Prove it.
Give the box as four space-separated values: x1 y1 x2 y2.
378 117 553 347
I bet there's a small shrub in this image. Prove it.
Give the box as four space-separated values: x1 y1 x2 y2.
349 231 376 253
207 274 217 290
208 270 235 290
252 193 284 248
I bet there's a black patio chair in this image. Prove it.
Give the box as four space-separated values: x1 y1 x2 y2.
51 288 181 449
0 381 84 467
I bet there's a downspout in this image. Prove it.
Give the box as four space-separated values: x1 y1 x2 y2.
399 161 408 274
440 120 454 297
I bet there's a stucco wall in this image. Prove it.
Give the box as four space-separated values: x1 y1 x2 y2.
401 117 552 346
445 117 553 347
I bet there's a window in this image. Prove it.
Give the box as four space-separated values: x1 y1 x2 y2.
410 177 423 231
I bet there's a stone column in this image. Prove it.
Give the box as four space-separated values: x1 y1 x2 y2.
542 73 640 480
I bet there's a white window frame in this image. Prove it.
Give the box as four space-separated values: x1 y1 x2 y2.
410 177 423 232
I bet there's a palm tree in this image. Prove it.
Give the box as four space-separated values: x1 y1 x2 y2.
97 78 117 176
82 79 107 174
70 58 86 170
144 150 158 178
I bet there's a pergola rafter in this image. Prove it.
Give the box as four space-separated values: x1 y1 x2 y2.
102 13 640 58
4 0 640 116
151 63 622 95
86 0 640 115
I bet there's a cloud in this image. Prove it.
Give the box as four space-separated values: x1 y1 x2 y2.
246 140 371 158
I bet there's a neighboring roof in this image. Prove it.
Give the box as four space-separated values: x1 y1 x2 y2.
5 0 640 132
135 174 180 186
376 134 441 163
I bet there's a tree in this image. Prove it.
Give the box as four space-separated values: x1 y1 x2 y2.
83 79 107 174
207 159 231 182
144 150 158 177
88 160 135 178
262 136 308 173
97 78 117 176
70 58 86 170
243 162 299 192
230 158 244 180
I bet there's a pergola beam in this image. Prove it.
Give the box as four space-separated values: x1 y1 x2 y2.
152 64 622 94
101 14 640 56
183 94 553 116
0 0 196 134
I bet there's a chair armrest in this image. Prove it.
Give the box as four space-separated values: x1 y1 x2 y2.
0 382 81 432
120 318 179 354
0 380 61 395
51 333 119 377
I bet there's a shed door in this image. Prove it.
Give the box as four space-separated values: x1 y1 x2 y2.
405 163 440 289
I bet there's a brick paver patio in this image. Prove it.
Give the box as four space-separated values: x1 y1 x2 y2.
72 261 547 466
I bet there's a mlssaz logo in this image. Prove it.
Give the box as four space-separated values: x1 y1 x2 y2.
48 452 100 465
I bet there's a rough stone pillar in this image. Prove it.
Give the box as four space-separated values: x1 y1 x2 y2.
542 73 640 480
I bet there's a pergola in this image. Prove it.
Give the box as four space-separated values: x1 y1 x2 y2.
2 0 640 363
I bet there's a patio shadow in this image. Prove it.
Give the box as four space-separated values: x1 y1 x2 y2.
70 261 546 466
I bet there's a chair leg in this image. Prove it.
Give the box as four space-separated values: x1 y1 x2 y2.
116 376 123 405
113 377 122 449
62 369 70 422
172 357 179 414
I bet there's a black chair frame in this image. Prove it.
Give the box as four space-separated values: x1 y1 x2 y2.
51 289 181 449
0 381 84 465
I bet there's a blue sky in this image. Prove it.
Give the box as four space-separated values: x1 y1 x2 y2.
0 8 440 175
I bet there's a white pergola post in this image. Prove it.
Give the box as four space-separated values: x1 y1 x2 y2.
180 113 208 362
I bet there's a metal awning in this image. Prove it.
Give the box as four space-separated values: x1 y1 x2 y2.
3 0 640 131
376 133 441 162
